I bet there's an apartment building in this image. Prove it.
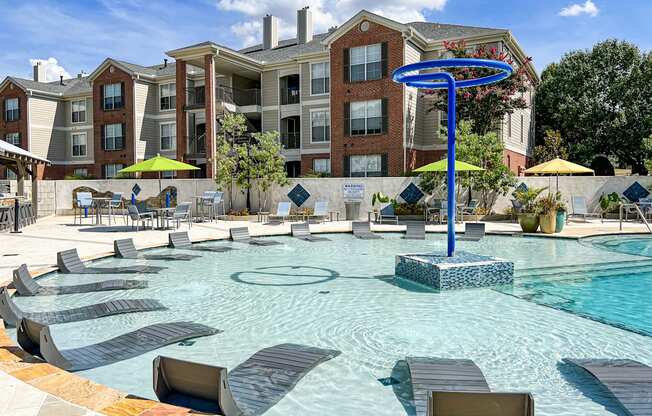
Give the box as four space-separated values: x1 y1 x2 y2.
0 8 537 180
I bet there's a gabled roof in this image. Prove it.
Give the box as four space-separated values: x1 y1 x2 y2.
406 21 505 42
0 75 91 97
86 57 175 82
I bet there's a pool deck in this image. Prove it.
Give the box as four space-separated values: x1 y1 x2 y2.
0 215 650 415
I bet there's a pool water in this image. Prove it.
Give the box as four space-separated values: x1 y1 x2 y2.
9 233 652 416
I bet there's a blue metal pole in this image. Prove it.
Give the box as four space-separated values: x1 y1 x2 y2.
446 80 456 257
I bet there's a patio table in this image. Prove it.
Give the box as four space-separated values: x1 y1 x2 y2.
151 207 176 230
92 197 111 225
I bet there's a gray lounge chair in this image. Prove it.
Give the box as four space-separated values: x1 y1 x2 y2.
564 358 652 416
291 222 330 242
18 318 221 371
352 221 382 239
406 357 534 416
114 238 199 261
457 223 485 241
153 343 341 416
404 221 426 240
569 196 603 222
57 248 165 274
0 287 165 327
168 232 233 252
13 264 147 297
229 227 280 246
428 391 534 416
268 201 292 223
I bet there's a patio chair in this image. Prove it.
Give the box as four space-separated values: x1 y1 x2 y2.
308 200 330 223
166 202 192 229
378 204 399 224
461 200 479 219
108 192 126 224
510 199 523 221
639 197 652 220
425 198 442 223
74 192 93 225
211 191 225 220
269 201 292 223
127 205 154 231
569 196 603 223
457 222 485 241
197 191 217 221
153 344 341 415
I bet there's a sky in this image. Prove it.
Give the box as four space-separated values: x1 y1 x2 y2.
0 0 650 82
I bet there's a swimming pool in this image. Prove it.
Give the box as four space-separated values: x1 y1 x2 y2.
8 233 652 416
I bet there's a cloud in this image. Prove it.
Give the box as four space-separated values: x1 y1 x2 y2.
217 0 448 47
29 58 70 82
559 0 599 17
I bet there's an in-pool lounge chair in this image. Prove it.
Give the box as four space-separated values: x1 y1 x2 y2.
114 238 199 261
168 232 233 252
406 357 534 416
153 343 341 416
457 223 485 241
268 202 292 223
57 248 165 274
12 264 148 297
569 196 603 223
291 222 330 242
352 221 382 239
404 221 426 240
229 227 280 246
0 287 165 327
17 318 221 372
564 358 652 416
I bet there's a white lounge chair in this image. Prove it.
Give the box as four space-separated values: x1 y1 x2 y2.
308 200 331 223
569 196 602 223
269 202 292 223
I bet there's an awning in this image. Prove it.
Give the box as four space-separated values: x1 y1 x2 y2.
0 140 51 166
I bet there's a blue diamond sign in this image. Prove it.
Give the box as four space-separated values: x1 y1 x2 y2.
288 184 310 207
131 183 141 196
400 183 424 204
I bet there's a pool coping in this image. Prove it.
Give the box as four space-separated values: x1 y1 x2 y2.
0 226 648 415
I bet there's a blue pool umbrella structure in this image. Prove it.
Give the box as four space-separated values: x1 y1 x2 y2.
393 59 513 256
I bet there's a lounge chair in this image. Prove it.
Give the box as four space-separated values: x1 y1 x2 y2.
153 343 341 415
57 248 165 274
114 238 199 261
18 318 221 371
307 200 331 223
406 357 534 416
12 264 147 296
564 358 652 416
352 221 382 239
268 201 292 223
404 221 426 240
457 223 485 241
378 204 399 224
229 227 280 246
291 222 330 242
0 286 165 327
168 232 233 252
127 205 154 230
569 196 603 223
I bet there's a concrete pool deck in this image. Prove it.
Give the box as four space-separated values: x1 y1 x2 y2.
1 215 651 415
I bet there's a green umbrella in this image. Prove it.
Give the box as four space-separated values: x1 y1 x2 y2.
119 154 200 203
413 159 484 172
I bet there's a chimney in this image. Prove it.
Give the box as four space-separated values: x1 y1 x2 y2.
297 7 313 44
33 62 46 82
263 14 278 50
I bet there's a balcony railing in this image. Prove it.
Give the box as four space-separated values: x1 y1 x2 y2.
186 86 205 108
185 86 262 110
280 132 300 149
188 133 206 155
280 88 300 105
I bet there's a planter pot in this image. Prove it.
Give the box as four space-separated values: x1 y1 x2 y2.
518 213 540 233
539 212 557 234
555 210 566 233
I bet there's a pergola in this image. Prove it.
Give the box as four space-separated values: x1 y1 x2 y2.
0 140 50 208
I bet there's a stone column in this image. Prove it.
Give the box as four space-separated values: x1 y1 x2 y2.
204 54 216 179
175 60 188 177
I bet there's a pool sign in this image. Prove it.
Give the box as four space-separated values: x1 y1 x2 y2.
343 183 364 200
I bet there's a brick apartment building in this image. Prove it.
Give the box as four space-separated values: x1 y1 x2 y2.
0 9 537 180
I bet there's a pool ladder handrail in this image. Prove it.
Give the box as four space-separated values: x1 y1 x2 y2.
619 203 652 233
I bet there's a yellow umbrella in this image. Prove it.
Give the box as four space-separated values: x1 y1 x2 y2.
524 158 594 192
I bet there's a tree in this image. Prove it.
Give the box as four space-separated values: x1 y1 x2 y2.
535 40 652 173
533 130 569 163
215 113 248 212
246 131 290 211
426 40 533 135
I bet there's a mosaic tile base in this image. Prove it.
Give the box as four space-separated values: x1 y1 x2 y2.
395 251 514 290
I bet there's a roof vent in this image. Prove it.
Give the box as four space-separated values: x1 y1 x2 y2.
59 75 64 86
164 58 168 68
263 14 278 50
328 26 338 33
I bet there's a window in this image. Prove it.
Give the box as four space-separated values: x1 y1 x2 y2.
73 168 88 177
520 114 524 142
161 171 176 179
507 113 512 137
72 133 87 157
4 133 20 147
71 99 86 123
160 83 176 110
103 83 123 110
160 122 176 150
310 63 330 95
4 98 19 121
313 158 330 174
104 164 124 179
349 44 382 82
350 100 382 135
311 110 330 142
350 154 382 177
440 109 448 130
103 123 124 150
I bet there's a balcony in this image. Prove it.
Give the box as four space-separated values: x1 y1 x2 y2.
185 86 205 109
187 133 206 157
280 132 300 150
280 88 300 105
217 86 261 107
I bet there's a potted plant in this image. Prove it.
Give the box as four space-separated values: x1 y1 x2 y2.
514 187 546 233
536 193 558 234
